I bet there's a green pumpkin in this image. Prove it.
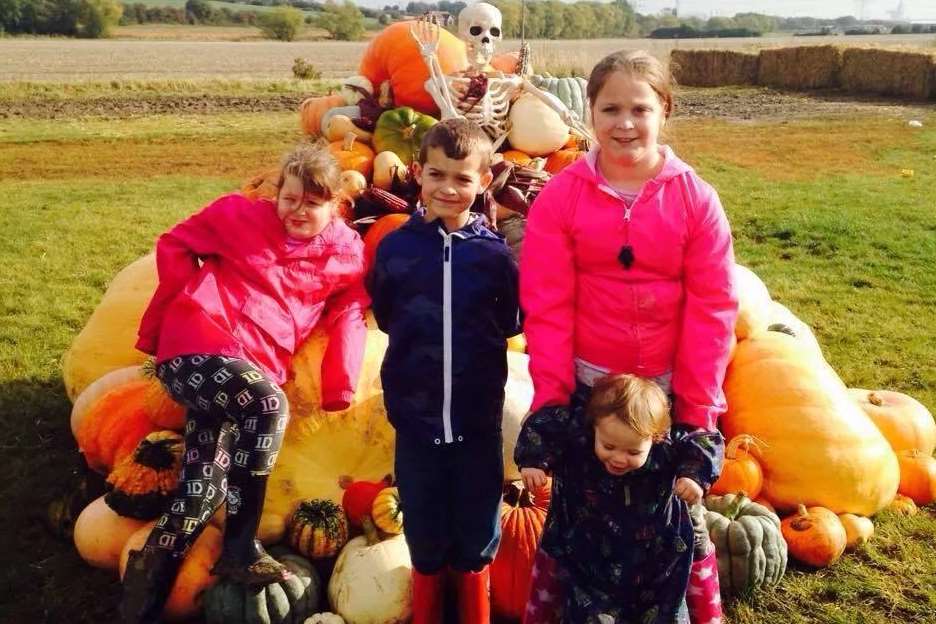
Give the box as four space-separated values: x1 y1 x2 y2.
373 107 438 165
704 493 788 596
530 74 588 121
202 548 321 624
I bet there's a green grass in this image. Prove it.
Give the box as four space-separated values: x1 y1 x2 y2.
0 78 334 101
1 104 935 623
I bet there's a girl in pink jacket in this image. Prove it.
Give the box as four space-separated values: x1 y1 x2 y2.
519 50 737 623
121 142 368 624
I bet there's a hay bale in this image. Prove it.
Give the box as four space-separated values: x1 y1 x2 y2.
840 47 936 100
670 49 759 87
757 45 843 90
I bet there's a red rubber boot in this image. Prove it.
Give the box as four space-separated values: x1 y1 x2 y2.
412 569 445 624
454 566 491 624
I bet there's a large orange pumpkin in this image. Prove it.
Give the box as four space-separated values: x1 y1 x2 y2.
733 264 772 340
780 504 846 568
240 167 281 202
120 522 223 622
73 495 149 570
76 379 160 473
896 449 936 506
490 480 551 620
363 213 409 270
710 434 764 499
328 134 375 181
544 148 584 174
490 50 521 74
358 21 468 116
849 389 936 456
300 93 346 136
723 329 898 516
501 149 533 167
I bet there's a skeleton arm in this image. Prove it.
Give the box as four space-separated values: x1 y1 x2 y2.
519 78 594 144
410 19 463 120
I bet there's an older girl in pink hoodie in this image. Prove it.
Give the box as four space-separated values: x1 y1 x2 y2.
121 142 368 624
518 50 737 623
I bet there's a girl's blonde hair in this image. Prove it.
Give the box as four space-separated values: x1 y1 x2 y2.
587 50 676 119
277 141 344 207
585 374 671 442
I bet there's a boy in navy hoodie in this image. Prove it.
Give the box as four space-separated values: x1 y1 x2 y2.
368 118 521 623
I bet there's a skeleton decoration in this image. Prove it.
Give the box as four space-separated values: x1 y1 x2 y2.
412 3 594 149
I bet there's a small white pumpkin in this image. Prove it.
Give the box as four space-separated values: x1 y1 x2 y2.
305 613 346 624
339 171 368 198
340 75 374 106
326 115 372 144
372 151 407 191
507 93 569 156
327 528 412 624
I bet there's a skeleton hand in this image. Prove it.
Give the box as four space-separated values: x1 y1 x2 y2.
410 16 440 62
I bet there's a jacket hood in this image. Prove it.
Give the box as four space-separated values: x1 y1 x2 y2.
564 144 693 188
404 207 502 241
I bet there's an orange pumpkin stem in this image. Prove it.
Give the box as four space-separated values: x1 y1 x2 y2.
790 504 813 531
342 133 357 152
868 392 883 407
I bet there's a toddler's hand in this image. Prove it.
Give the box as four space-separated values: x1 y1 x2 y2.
674 477 703 505
521 467 548 491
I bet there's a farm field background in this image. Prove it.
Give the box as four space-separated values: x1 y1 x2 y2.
1 25 936 624
1 33 934 80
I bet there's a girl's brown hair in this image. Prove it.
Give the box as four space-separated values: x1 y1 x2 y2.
277 140 343 203
587 50 676 119
585 374 671 441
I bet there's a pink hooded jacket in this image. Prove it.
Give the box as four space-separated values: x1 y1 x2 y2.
519 146 738 430
136 193 369 411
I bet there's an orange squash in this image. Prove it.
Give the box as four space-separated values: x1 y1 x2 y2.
896 449 936 506
120 522 223 622
241 167 281 202
849 389 936 456
545 148 584 174
780 505 846 567
300 93 346 136
358 21 468 116
711 435 764 499
76 379 160 473
70 365 143 438
501 149 533 167
733 264 772 341
363 213 409 270
490 50 521 74
328 133 375 181
73 495 149 570
490 480 551 621
838 513 873 551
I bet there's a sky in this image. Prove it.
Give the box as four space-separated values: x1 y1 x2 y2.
633 0 936 21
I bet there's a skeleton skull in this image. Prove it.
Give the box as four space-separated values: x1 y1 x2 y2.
458 2 502 71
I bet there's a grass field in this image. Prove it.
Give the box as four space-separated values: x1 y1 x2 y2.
0 85 935 623
1 33 934 81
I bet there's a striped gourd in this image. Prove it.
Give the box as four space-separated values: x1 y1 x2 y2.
371 487 403 535
287 499 349 559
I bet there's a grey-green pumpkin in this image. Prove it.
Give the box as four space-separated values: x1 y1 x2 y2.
202 548 321 624
704 493 788 596
530 74 589 121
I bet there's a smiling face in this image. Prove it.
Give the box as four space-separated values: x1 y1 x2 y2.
276 174 335 239
591 70 667 170
593 415 654 476
415 146 492 232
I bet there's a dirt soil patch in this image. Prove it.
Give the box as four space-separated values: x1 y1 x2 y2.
2 87 933 122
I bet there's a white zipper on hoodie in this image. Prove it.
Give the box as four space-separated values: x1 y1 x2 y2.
441 228 454 444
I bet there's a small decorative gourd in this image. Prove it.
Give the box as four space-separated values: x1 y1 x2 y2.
105 430 183 519
288 499 349 559
710 435 764 499
203 548 322 624
838 513 874 550
703 493 787 595
371 487 403 535
339 475 392 529
780 505 846 567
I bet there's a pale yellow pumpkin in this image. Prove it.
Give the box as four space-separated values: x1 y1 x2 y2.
838 513 874 550
723 329 898 516
73 495 149 570
848 388 936 456
733 264 772 341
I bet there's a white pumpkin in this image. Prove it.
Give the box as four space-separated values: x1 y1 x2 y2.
339 170 368 198
507 93 569 156
327 533 412 624
372 151 407 191
305 614 346 624
341 75 374 106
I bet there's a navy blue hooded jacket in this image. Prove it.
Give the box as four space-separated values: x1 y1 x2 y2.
367 209 521 446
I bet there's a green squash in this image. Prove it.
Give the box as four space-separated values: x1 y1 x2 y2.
530 74 588 121
202 548 321 624
704 493 788 596
373 107 438 165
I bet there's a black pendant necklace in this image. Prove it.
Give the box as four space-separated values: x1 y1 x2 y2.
618 245 635 269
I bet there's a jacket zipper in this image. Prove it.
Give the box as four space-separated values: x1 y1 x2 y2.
441 230 454 444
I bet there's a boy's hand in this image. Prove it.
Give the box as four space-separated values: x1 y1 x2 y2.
674 477 703 505
521 467 548 491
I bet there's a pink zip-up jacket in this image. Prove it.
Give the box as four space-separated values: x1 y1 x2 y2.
136 193 369 411
519 146 738 430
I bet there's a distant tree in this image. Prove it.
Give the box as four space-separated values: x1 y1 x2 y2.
0 0 24 32
316 1 364 40
378 12 390 25
258 5 303 40
77 0 121 36
185 0 214 23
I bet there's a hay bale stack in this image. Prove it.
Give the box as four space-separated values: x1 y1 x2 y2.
670 49 759 87
840 47 936 100
757 45 843 90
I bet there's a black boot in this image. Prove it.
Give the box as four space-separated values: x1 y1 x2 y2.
211 473 291 585
119 546 182 624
